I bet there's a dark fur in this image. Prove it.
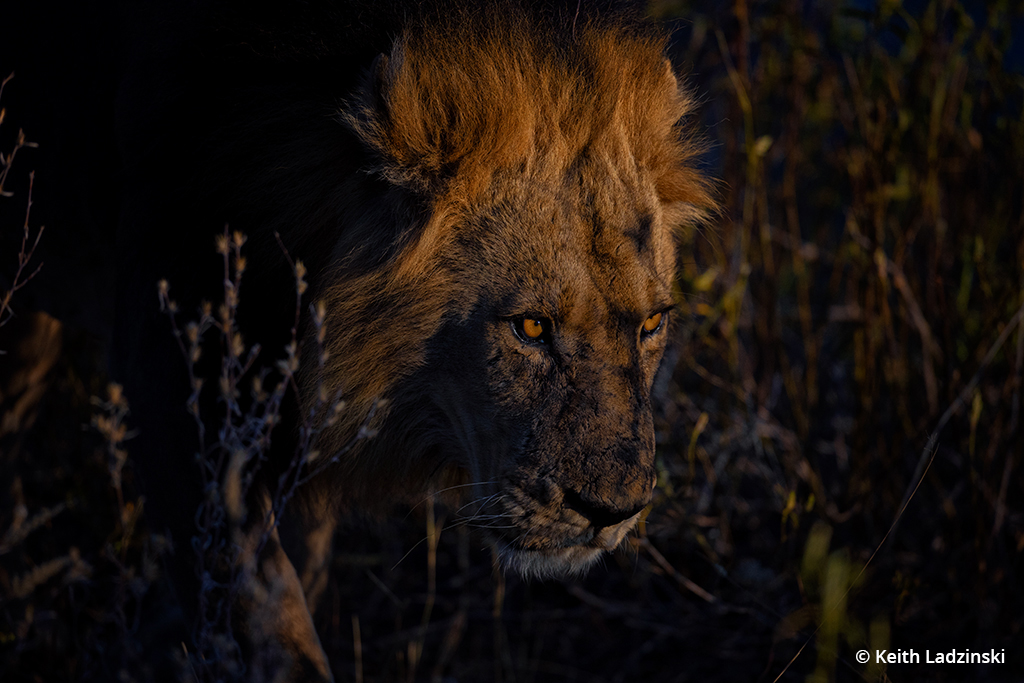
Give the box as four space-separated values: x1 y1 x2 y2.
113 2 714 679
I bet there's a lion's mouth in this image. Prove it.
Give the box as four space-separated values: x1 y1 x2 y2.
457 478 648 579
492 512 642 580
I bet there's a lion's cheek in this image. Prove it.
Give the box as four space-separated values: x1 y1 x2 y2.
483 344 556 411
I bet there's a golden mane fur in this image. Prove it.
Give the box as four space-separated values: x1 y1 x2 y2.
344 13 710 204
307 11 715 508
112 4 717 677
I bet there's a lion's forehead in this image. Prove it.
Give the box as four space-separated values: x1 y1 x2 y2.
469 179 675 322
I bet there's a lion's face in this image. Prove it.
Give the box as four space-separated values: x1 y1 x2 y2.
315 12 714 581
424 165 675 577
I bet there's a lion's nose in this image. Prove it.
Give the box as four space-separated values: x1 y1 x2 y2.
560 487 647 530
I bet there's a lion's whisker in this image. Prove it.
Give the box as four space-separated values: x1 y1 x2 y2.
390 534 432 571
404 480 501 519
455 491 506 517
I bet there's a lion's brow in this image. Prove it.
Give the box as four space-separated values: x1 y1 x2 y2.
622 215 654 254
588 213 656 261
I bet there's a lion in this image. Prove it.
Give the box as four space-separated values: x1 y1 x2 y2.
112 3 714 680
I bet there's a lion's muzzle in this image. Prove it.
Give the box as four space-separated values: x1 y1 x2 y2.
560 486 648 530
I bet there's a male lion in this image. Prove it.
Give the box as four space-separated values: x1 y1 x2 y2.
113 2 714 679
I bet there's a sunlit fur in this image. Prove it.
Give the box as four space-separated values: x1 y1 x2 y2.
296 6 716 576
497 511 644 580
112 5 716 678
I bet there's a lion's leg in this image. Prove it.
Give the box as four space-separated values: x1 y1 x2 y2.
239 522 335 682
275 498 338 618
296 513 337 616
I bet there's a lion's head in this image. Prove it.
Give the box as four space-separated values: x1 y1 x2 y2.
305 9 714 578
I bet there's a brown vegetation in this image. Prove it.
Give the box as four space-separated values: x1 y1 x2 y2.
1 1 1023 682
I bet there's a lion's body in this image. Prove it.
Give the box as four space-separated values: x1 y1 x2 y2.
111 2 713 679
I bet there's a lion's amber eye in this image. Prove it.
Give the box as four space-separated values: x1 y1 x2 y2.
512 317 550 344
642 312 664 334
523 318 544 338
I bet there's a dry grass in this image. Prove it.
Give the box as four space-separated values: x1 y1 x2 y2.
2 1 1023 681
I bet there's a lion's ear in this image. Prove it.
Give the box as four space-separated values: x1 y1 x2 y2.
657 160 718 232
341 37 452 195
341 25 538 199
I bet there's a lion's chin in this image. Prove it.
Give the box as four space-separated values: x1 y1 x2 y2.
500 545 606 580
497 515 641 580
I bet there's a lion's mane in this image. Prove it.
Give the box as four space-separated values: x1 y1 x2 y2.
305 9 714 508
110 5 715 675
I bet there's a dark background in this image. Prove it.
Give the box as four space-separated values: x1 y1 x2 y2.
1 1 1023 681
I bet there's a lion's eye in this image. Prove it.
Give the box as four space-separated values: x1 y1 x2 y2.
641 312 665 336
523 318 544 338
512 317 550 344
